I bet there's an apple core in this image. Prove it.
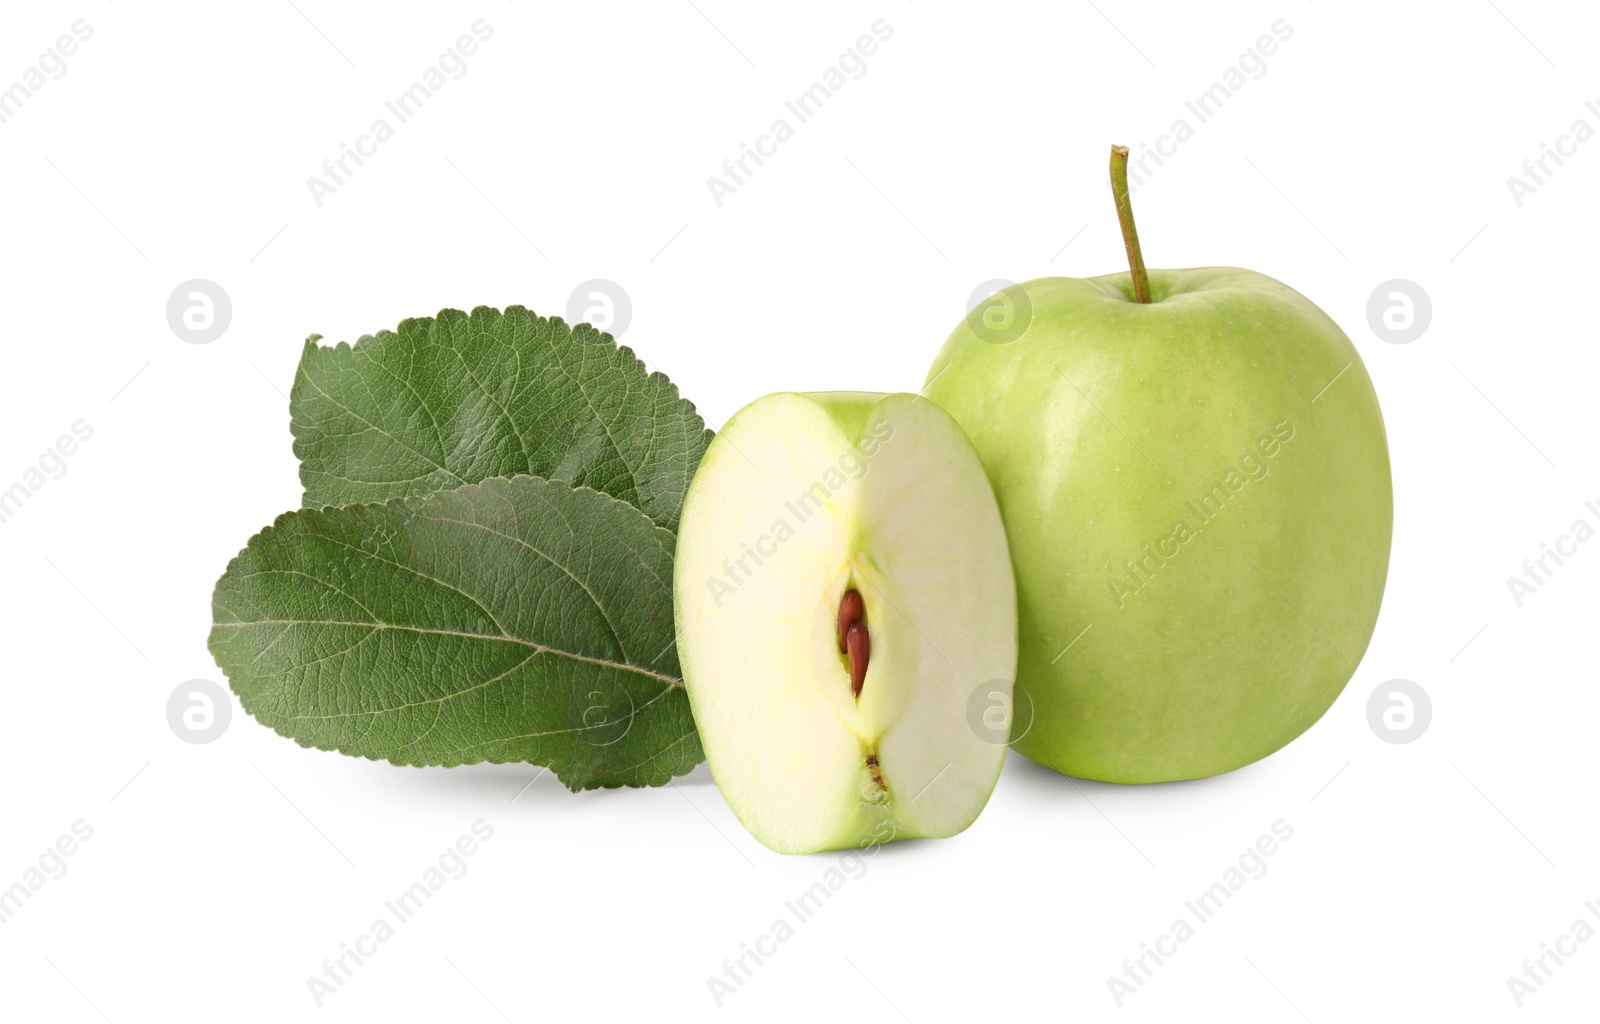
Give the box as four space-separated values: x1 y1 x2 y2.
674 391 1018 853
838 589 870 698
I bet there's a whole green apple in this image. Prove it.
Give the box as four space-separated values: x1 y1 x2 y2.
922 147 1392 782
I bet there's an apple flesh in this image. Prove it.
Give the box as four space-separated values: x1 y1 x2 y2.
924 269 1392 782
674 392 1017 854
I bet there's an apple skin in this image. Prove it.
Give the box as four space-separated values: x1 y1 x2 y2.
673 391 1017 853
924 268 1392 783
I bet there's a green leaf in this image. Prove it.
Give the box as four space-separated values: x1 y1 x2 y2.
291 305 712 531
208 475 702 790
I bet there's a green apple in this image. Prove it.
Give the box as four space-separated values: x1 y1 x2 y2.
674 392 1017 854
922 146 1392 783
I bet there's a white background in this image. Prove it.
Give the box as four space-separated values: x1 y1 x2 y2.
1 1 1596 1020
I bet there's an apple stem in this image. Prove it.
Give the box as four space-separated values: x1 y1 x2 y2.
1109 145 1152 303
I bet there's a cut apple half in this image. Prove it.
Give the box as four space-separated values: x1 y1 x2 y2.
674 392 1017 854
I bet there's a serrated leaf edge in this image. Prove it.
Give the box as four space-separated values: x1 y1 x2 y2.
207 473 700 791
290 305 716 518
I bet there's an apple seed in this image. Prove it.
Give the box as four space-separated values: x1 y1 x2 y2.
845 621 870 699
837 588 864 652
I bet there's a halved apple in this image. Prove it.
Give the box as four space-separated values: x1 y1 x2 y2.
674 392 1017 854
